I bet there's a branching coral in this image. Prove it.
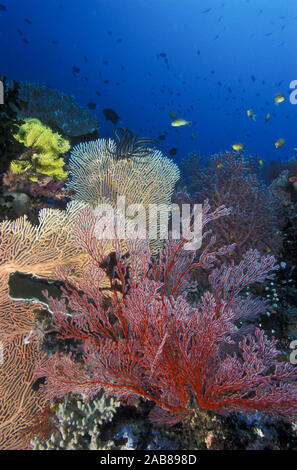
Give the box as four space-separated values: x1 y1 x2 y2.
31 391 121 450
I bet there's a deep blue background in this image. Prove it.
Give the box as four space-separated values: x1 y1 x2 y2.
1 0 296 163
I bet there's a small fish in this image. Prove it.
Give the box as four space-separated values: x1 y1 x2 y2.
274 93 285 105
0 4 7 11
87 102 96 110
247 109 256 121
259 159 264 166
232 142 244 151
275 138 285 148
190 132 195 140
103 108 120 124
265 112 271 123
72 65 80 73
289 176 297 183
217 163 224 169
171 119 191 127
25 18 32 24
169 110 177 119
168 148 178 156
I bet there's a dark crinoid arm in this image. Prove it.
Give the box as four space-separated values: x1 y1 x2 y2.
106 127 156 160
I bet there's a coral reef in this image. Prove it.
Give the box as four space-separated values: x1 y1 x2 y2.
1 93 297 452
179 150 284 261
34 204 297 427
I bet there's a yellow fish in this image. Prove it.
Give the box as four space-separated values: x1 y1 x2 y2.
232 142 244 151
169 110 177 119
274 93 285 105
247 109 256 121
171 119 191 127
265 113 271 123
275 138 285 148
259 159 264 166
217 163 224 169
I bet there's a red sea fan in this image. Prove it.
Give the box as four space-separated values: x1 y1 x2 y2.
179 150 284 261
34 205 297 425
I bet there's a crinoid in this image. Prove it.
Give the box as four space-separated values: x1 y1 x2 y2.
106 128 156 160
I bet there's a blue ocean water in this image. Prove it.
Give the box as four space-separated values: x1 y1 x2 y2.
0 0 296 164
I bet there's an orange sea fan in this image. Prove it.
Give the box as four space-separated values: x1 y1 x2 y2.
0 201 90 449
